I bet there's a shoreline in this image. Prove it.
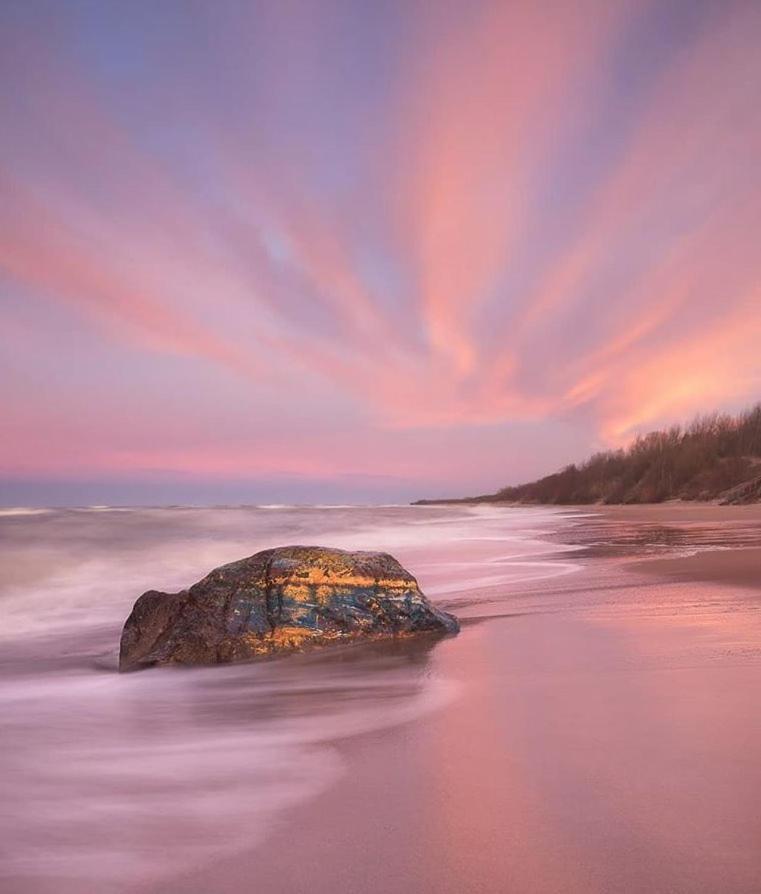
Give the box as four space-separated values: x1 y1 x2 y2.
7 503 761 894
593 501 761 521
595 503 761 591
415 497 761 511
628 545 761 591
146 503 761 894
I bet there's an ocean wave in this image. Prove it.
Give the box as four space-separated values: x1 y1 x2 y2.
0 651 460 889
0 507 52 517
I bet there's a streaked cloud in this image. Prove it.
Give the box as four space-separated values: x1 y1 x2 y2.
1 0 760 499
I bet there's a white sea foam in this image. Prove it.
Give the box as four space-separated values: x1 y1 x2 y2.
0 506 51 516
0 640 461 888
0 503 572 891
0 504 575 638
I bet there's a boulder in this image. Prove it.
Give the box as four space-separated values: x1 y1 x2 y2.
119 545 459 671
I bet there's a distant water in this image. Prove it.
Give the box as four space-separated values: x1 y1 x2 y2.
0 504 581 893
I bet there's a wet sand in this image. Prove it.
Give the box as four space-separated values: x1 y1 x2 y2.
152 504 761 894
601 503 761 590
159 614 761 894
596 501 761 523
4 504 761 894
632 546 761 590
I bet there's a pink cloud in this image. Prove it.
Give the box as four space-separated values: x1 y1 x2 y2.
2 1 761 493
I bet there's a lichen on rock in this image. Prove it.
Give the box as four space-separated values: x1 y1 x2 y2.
119 545 459 671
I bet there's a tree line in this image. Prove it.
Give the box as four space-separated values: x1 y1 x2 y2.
484 403 761 504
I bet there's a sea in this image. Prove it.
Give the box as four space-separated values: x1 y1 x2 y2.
2 503 761 894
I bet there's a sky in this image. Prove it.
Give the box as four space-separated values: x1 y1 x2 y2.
1 0 760 505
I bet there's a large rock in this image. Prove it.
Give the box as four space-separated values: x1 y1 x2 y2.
119 546 459 671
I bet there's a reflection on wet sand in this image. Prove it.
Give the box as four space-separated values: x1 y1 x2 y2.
3 504 761 894
155 505 761 894
171 592 761 894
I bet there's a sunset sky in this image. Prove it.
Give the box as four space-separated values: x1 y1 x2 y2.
2 0 761 504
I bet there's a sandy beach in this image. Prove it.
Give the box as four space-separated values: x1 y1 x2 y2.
632 546 761 590
152 503 761 894
597 501 761 525
597 503 761 590
3 503 761 894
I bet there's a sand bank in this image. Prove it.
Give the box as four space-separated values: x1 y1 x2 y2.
596 501 761 524
588 503 761 590
631 546 761 591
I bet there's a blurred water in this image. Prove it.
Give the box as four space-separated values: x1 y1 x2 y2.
0 504 578 893
115 506 761 894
